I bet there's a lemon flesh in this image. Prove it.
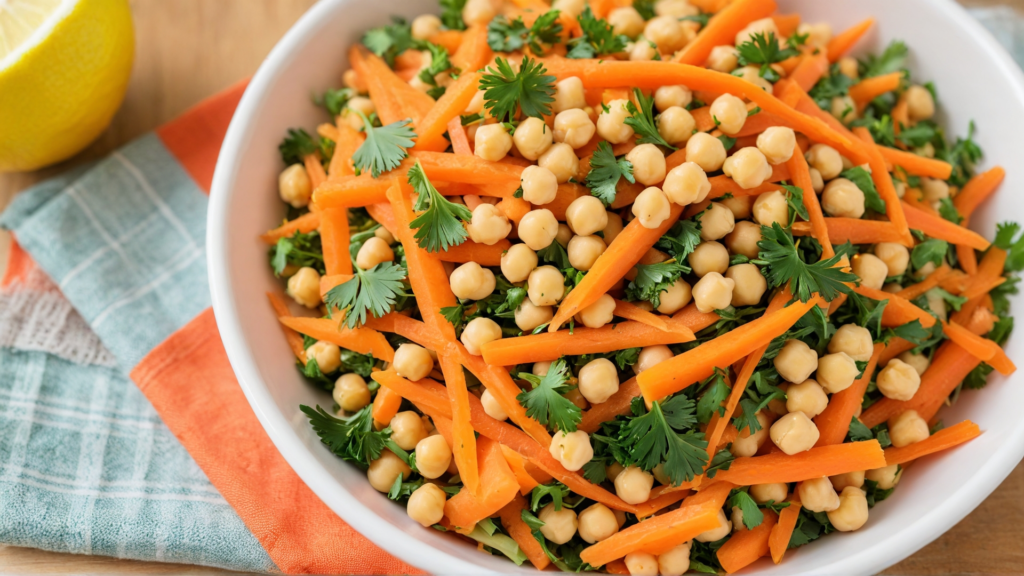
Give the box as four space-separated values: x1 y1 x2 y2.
0 0 135 172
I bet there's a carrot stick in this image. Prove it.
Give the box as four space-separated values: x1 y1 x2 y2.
717 509 778 574
705 164 791 199
638 297 821 402
896 263 952 301
877 146 953 180
879 337 916 366
451 24 492 76
613 299 671 332
787 142 833 258
852 127 914 246
901 201 991 251
954 166 1005 217
439 428 519 533
578 378 639 434
447 116 472 156
440 350 480 495
500 445 541 495
892 95 909 135
633 488 691 519
789 53 830 93
714 440 886 485
852 285 937 328
358 48 436 125
261 212 321 244
319 207 352 276
958 244 979 276
814 343 884 446
791 218 905 245
883 420 982 466
827 18 875 61
549 205 685 331
848 72 901 111
673 0 779 66
496 196 532 224
278 315 395 362
769 499 801 564
371 385 403 426
943 321 1016 375
434 238 510 266
498 495 551 570
417 71 484 153
327 121 364 180
267 293 307 363
772 14 801 37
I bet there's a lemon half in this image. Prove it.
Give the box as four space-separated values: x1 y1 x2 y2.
0 0 134 172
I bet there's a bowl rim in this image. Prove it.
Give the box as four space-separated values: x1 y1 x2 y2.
208 0 1024 573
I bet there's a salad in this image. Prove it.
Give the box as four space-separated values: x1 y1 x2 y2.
262 0 1019 573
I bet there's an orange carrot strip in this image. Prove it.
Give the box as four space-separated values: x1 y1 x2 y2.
787 142 833 258
954 166 1005 217
717 509 778 574
852 285 937 328
877 146 953 180
371 386 403 426
892 95 909 136
827 18 875 61
498 495 551 570
440 429 519 533
896 263 952 301
958 244 979 276
360 48 436 125
674 0 779 66
447 116 472 156
633 488 691 519
791 218 905 245
428 30 463 55
769 499 801 564
613 299 670 332
901 201 991 251
500 445 540 495
943 321 1016 375
638 297 820 402
705 164 791 199
267 293 307 363
715 440 886 485
451 24 492 76
579 378 639 434
327 121 364 180
883 420 982 466
303 155 327 192
417 71 484 152
852 127 914 246
848 72 901 111
349 48 404 126
319 207 352 276
440 350 480 494
772 14 801 37
789 53 830 92
879 337 915 366
814 343 884 446
261 212 321 244
434 239 510 267
549 205 685 331
366 202 398 235
277 316 395 362
496 196 532 224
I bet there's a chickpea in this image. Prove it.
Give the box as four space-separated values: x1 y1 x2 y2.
392 344 433 382
687 241 728 278
657 278 693 314
474 123 513 162
549 430 594 472
873 242 910 278
517 209 558 250
449 262 496 301
554 108 596 149
403 482 447 528
734 64 774 93
905 85 936 121
806 144 844 180
698 202 736 241
723 147 773 190
467 203 512 246
538 143 579 184
624 552 659 576
798 22 833 49
566 235 606 271
725 221 762 259
527 265 565 307
656 0 698 17
750 482 788 504
307 340 341 373
653 542 692 576
692 271 735 313
575 503 620 544
898 351 930 376
644 15 685 52
534 362 552 377
852 253 888 290
538 503 579 544
654 85 693 111
512 117 553 161
830 95 858 124
889 410 930 448
786 378 829 419
827 487 869 532
343 97 376 130
413 434 452 480
735 17 778 46
685 132 727 172
571 294 613 329
334 373 371 412
632 187 672 229
390 411 428 451
866 464 901 490
597 99 635 144
367 449 411 492
821 178 866 219
287 266 322 308
752 190 789 227
480 388 509 422
607 6 645 37
695 509 732 542
817 352 860 394
374 226 395 245
410 14 442 40
552 0 585 18
518 167 558 208
756 127 797 165
646 462 669 486
663 161 711 206
556 223 573 247
578 358 620 404
921 177 950 202
606 462 625 483
798 477 841 512
501 243 538 283
726 263 767 307
768 382 790 416
730 411 769 457
775 339 818 385
877 358 922 401
829 324 874 362
771 411 820 455
629 38 658 62
710 94 748 135
604 211 624 245
706 45 739 73
657 106 697 146
464 90 485 115
462 0 495 26
460 317 502 355
633 345 674 375
830 470 865 492
925 288 948 323
342 69 361 91
356 237 394 270
626 144 668 186
553 76 587 113
279 164 312 208
615 466 654 504
731 506 746 532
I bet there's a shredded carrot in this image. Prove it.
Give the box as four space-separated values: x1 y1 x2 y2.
451 24 493 75
428 29 463 55
319 207 352 276
498 495 551 570
852 127 914 246
713 440 886 485
772 14 801 37
261 212 321 244
440 350 480 494
877 146 953 180
901 200 991 251
499 444 540 495
417 71 484 152
769 498 802 564
267 293 307 363
883 420 982 466
371 385 403 426
954 166 1005 218
958 244 979 276
612 299 671 332
788 142 833 258
446 115 472 156
892 95 909 136
717 509 778 574
791 218 905 245
896 263 952 301
789 53 831 93
634 488 691 519
827 18 875 61
848 72 901 111
673 0 779 66
434 239 511 266
277 315 395 362
943 321 1016 375
814 343 884 446
438 425 519 533
852 285 937 328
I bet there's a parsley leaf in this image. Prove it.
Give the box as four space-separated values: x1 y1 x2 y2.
418 43 452 99
363 18 422 66
730 489 765 530
624 88 676 149
518 359 582 432
938 120 983 187
315 88 354 117
530 482 572 512
736 32 798 82
696 369 730 424
479 56 556 123
756 223 857 302
625 260 688 308
407 160 473 252
537 239 572 268
488 11 563 55
300 404 388 468
622 395 708 486
440 0 467 31
860 40 908 78
324 262 407 328
897 122 938 148
840 166 886 214
567 6 628 59
848 416 873 442
808 64 858 110
279 128 319 165
584 141 635 205
351 112 416 178
633 0 657 19
910 238 948 270
781 184 809 225
270 230 324 277
656 218 703 262
937 197 963 225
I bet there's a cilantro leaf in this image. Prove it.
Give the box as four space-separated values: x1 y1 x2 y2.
897 122 938 148
845 291 888 340
756 223 857 302
567 6 628 59
696 369 730 424
840 166 886 214
440 0 467 31
407 160 473 252
530 482 572 512
279 128 318 165
736 32 798 82
937 197 963 225
624 88 675 149
270 230 324 277
324 262 407 328
808 64 857 110
704 448 735 479
656 218 703 261
584 141 635 205
518 359 582 432
537 240 572 268
860 40 908 78
625 260 688 308
480 56 556 123
622 395 708 486
938 121 983 187
418 43 452 99
487 11 563 55
781 184 809 224
300 404 388 468
910 238 948 270
848 416 873 442
351 113 416 178
633 0 656 19
315 88 354 117
730 490 765 530
363 18 422 66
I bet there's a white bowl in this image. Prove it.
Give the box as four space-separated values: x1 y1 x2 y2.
208 1 1024 573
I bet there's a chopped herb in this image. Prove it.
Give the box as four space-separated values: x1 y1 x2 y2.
567 6 628 59
363 18 422 66
300 404 389 468
730 489 765 529
937 197 963 225
487 11 563 55
860 40 908 78
584 141 635 205
736 32 799 82
270 230 325 276
696 369 730 424
755 222 858 303
621 395 709 485
408 160 473 252
279 128 319 166
324 262 407 328
315 88 354 117
624 88 676 149
840 166 886 214
351 113 416 178
781 184 809 224
625 260 688 308
518 359 582 432
910 238 948 270
440 0 467 31
418 43 453 99
479 56 556 123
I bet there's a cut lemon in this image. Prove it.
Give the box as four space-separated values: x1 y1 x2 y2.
0 0 134 172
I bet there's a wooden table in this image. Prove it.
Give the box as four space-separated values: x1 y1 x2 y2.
1 0 1023 573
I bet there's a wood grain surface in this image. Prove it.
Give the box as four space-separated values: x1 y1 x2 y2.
1 0 1023 574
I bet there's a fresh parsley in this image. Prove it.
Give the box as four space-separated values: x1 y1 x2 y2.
625 260 688 308
270 230 325 277
584 141 635 206
440 0 468 31
730 489 765 530
566 6 628 59
624 88 675 149
418 43 452 99
656 218 703 262
860 40 908 78
621 395 709 486
780 184 809 225
315 88 354 117
487 10 563 55
910 238 948 270
363 18 422 66
517 359 582 432
479 56 556 123
407 160 473 252
696 369 730 424
840 166 886 214
279 128 318 165
300 404 389 468
324 262 407 328
351 112 416 178
736 32 799 82
756 223 858 302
